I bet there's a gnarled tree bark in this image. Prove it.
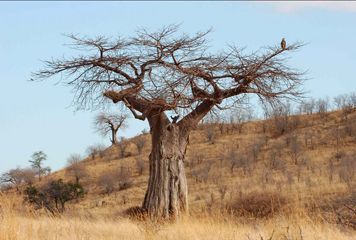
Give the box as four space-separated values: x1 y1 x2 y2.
141 100 214 219
143 113 189 218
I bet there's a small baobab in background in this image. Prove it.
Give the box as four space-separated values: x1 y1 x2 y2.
94 113 127 146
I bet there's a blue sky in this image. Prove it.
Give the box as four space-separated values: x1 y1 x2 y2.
0 1 355 173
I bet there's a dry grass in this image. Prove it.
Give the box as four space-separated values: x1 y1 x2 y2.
1 110 356 239
0 196 356 240
0 194 355 240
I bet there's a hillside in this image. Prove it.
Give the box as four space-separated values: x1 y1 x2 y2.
1 109 355 239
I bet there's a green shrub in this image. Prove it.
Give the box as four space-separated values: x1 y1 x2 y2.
24 179 84 214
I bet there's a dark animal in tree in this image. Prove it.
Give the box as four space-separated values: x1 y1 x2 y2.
281 38 286 50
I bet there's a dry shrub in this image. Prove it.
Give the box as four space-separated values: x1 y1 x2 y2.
314 192 356 230
204 124 217 144
136 158 145 175
118 167 133 191
226 191 288 219
123 206 148 221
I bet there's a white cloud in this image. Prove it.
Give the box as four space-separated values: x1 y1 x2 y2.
268 1 356 13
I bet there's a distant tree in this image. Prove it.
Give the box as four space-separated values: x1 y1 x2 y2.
269 104 290 136
334 93 354 120
204 123 217 144
21 168 37 185
133 135 147 155
216 116 226 135
334 94 349 110
0 183 12 191
98 170 116 194
301 99 316 115
117 137 129 159
1 167 41 191
34 25 304 219
227 147 249 175
65 154 88 184
136 158 145 175
350 92 356 108
94 113 127 145
29 151 50 181
86 144 106 160
316 97 329 118
288 135 302 165
230 110 249 134
0 167 24 191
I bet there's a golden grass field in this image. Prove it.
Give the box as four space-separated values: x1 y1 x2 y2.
1 193 354 240
1 110 355 239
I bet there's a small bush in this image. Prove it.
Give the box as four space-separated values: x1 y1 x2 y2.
338 153 355 189
123 206 148 220
24 179 85 214
136 158 145 175
226 191 288 219
118 167 133 190
98 167 133 194
98 172 116 194
204 124 217 144
133 136 147 155
86 144 106 160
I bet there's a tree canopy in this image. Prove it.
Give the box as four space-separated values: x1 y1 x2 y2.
33 25 304 130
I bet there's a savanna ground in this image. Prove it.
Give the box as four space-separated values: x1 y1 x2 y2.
1 109 355 240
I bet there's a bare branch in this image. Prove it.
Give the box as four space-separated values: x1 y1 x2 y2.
34 26 305 128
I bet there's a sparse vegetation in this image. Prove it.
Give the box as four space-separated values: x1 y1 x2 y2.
135 157 145 175
133 135 147 155
97 166 132 194
1 16 355 238
1 107 356 239
65 154 88 184
24 179 84 213
86 144 106 160
0 167 36 191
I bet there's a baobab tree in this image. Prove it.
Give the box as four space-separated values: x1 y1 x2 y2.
33 25 304 219
94 112 127 145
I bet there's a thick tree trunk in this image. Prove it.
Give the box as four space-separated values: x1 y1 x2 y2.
143 113 189 219
111 127 118 145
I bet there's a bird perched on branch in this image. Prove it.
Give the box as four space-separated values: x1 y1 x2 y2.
281 38 286 50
